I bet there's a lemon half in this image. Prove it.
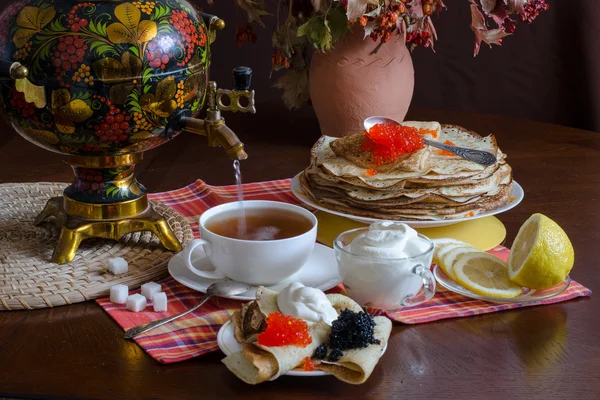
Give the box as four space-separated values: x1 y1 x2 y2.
508 213 574 290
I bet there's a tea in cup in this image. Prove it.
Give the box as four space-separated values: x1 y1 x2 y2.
334 221 436 310
181 200 317 285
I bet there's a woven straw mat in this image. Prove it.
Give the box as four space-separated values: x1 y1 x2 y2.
0 182 194 310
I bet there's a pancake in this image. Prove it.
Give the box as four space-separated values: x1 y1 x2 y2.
222 288 391 385
330 121 440 173
299 123 513 221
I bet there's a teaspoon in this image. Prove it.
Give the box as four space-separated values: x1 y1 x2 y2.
124 279 251 340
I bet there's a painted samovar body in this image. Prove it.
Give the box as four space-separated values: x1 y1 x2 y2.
0 0 255 263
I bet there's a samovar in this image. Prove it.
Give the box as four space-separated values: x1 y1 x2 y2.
0 1 255 263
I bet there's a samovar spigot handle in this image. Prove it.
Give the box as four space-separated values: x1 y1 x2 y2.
216 67 256 114
0 61 28 81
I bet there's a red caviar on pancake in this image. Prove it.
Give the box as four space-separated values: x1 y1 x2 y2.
361 123 425 166
303 356 317 371
418 128 438 139
439 140 456 156
365 168 378 177
257 312 312 347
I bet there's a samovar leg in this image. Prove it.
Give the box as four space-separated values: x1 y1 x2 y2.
33 196 182 264
52 226 86 265
33 197 63 226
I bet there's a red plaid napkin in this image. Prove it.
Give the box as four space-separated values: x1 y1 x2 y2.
96 179 591 364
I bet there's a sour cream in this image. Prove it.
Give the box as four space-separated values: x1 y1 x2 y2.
346 221 430 259
277 282 338 325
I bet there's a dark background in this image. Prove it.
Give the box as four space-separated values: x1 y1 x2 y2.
200 0 599 132
0 1 597 132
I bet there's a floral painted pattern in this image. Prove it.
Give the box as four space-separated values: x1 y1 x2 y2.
1 0 208 159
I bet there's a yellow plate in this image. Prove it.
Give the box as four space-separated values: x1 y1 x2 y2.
316 212 506 251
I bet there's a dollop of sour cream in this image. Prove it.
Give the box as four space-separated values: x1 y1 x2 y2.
277 282 338 325
347 221 430 258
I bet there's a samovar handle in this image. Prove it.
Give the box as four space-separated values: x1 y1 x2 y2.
0 61 28 81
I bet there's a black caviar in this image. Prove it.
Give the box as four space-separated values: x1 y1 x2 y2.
327 348 344 362
313 344 327 360
330 309 380 350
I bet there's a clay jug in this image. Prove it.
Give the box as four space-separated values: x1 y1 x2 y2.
309 29 414 137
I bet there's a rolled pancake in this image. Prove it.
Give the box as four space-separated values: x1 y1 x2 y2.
318 316 392 384
222 290 392 385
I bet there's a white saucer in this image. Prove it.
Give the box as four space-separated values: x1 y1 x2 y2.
168 243 341 301
291 172 525 229
217 320 388 378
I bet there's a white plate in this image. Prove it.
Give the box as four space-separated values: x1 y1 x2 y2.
168 243 341 301
433 265 571 303
217 320 388 378
290 173 524 228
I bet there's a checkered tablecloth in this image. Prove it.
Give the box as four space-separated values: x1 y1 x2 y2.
97 179 591 364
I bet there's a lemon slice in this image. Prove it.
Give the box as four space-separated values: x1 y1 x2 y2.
441 246 480 280
435 240 472 267
454 253 522 298
508 213 574 289
432 238 462 265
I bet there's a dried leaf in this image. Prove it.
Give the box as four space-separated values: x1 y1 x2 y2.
506 0 527 13
327 7 350 43
273 69 310 110
346 0 378 22
234 0 270 28
480 0 497 13
470 2 510 56
363 20 377 39
297 16 331 51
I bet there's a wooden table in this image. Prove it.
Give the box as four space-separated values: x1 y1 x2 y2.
0 105 598 399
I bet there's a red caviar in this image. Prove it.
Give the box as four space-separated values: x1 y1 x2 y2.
303 357 317 371
361 124 425 166
365 168 378 177
418 128 438 139
257 312 312 347
439 140 456 156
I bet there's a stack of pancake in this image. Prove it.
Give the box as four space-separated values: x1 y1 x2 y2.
299 122 513 221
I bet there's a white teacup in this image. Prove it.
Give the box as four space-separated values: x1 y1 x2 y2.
333 228 436 310
181 200 317 286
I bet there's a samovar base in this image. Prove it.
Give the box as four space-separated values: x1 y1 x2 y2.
34 195 182 264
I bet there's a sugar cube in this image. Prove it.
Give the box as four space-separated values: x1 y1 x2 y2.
109 284 128 304
153 292 168 312
107 257 128 275
126 293 147 312
141 282 161 300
